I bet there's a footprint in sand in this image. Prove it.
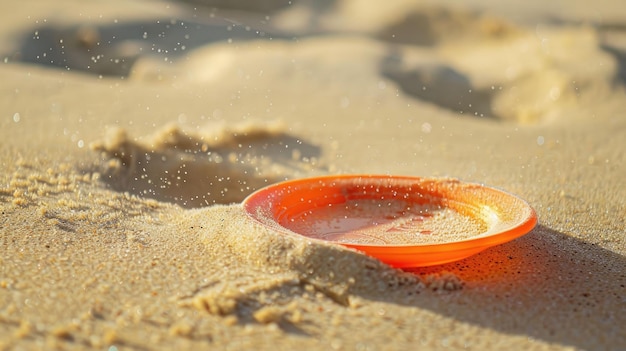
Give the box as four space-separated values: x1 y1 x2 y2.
375 5 620 124
91 121 326 208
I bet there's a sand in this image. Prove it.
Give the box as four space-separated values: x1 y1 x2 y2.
1 0 625 350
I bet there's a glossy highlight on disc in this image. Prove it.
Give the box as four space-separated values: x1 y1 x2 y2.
242 175 537 267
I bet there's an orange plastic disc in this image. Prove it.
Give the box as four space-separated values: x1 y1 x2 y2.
242 175 537 267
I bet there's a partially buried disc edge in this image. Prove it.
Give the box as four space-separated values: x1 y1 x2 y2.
242 175 537 268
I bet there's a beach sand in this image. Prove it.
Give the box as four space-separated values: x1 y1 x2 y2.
1 0 625 349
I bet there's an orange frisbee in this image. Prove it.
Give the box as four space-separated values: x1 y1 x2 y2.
242 175 537 267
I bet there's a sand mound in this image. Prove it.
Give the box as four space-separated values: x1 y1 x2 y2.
190 205 423 306
176 204 462 320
